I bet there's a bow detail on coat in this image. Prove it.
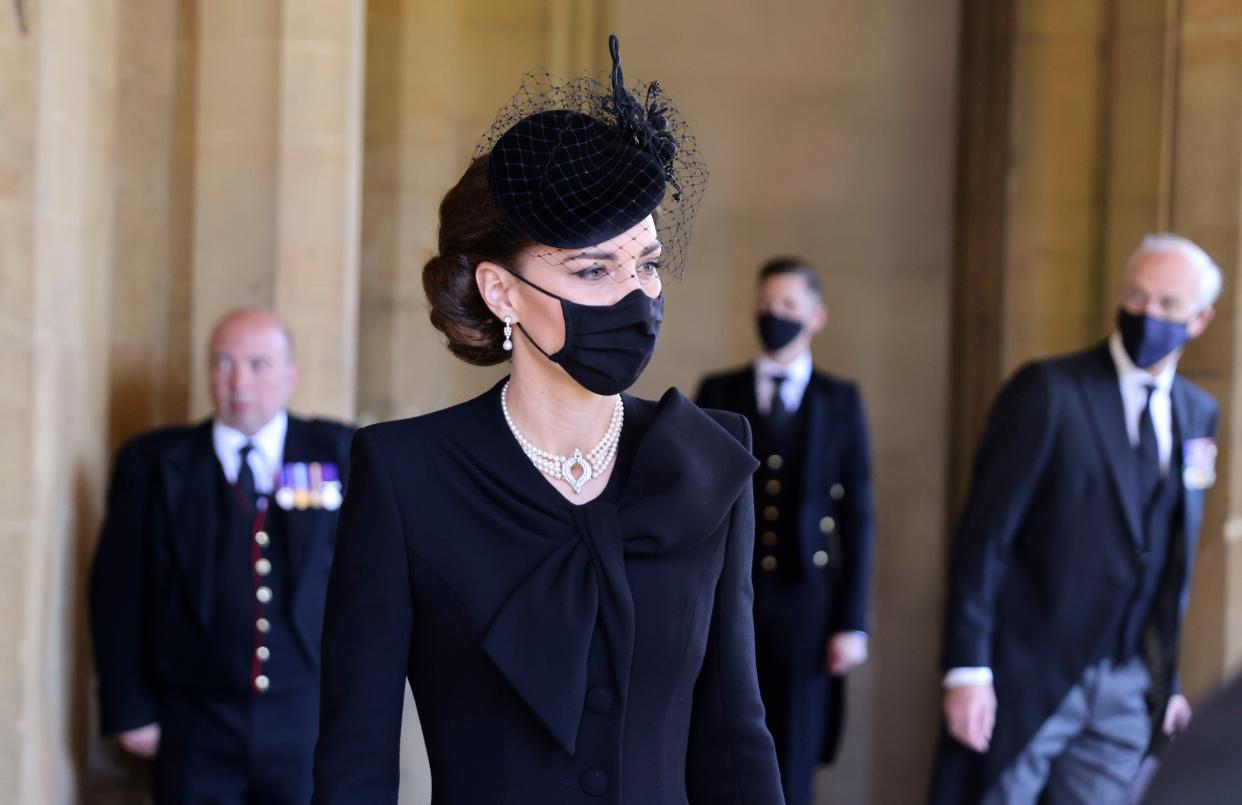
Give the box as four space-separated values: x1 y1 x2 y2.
481 389 758 754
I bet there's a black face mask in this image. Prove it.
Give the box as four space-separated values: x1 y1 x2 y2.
757 312 803 352
510 273 664 396
1117 308 1192 369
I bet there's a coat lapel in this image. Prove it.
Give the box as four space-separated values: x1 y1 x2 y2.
799 375 834 503
158 422 223 626
278 417 335 654
1074 344 1144 547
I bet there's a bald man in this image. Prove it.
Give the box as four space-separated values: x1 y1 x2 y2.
90 309 353 804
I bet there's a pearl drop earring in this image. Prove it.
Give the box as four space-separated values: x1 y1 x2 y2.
503 317 513 351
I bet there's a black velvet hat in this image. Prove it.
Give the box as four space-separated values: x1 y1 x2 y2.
478 35 707 278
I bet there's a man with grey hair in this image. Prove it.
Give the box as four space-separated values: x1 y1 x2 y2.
929 234 1221 804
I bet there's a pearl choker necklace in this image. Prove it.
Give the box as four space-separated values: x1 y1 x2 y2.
500 381 624 494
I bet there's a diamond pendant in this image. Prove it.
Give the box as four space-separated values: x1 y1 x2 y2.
561 449 593 494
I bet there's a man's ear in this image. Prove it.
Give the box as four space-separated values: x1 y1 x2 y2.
807 302 829 336
1188 305 1215 339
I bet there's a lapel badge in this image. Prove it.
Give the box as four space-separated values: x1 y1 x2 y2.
1182 437 1217 491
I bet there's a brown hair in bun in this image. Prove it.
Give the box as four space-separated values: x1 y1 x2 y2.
422 156 536 366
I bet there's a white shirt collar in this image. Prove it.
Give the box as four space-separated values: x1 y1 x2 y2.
755 350 813 385
1108 332 1177 393
212 410 288 489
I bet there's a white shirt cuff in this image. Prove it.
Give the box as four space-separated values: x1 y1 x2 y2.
943 667 993 688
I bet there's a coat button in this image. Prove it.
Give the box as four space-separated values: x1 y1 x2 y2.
255 558 272 576
830 483 845 500
765 479 781 495
762 530 778 547
254 530 270 547
256 646 271 662
819 516 835 533
767 454 784 470
580 769 608 796
764 506 780 522
813 550 830 568
586 687 614 714
256 586 273 604
761 556 778 572
256 617 271 633
254 675 270 692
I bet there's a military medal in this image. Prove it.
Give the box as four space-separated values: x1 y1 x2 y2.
1182 437 1217 490
275 465 296 510
320 463 343 511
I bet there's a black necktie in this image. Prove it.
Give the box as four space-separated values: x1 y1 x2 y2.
237 443 257 510
767 374 790 425
1136 385 1160 502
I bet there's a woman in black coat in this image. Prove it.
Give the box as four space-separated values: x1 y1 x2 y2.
312 36 784 805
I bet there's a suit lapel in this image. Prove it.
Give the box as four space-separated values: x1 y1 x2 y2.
799 375 833 502
278 417 334 653
158 422 223 626
1074 345 1144 547
737 367 760 429
1171 378 1201 549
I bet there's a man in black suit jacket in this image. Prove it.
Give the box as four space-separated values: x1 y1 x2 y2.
90 308 353 804
696 257 875 805
931 235 1222 805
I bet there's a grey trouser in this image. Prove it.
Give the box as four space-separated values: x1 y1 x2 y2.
982 657 1152 805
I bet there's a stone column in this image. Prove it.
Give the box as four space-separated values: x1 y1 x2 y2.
1 1 122 801
1165 0 1242 699
190 0 364 421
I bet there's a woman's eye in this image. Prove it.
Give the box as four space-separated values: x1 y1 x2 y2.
574 265 610 281
637 260 661 278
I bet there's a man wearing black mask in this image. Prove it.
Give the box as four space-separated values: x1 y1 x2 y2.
696 256 876 805
930 234 1221 805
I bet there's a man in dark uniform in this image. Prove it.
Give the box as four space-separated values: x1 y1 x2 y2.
90 308 353 804
696 256 875 805
931 234 1221 805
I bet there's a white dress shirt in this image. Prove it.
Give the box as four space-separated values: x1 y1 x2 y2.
943 334 1179 689
212 411 288 495
1108 331 1176 475
754 351 813 415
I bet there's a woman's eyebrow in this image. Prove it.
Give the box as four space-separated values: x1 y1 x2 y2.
564 241 664 262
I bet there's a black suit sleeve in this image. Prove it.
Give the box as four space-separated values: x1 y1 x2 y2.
942 363 1060 670
687 414 784 804
89 441 158 735
836 384 875 634
313 427 413 804
694 377 721 409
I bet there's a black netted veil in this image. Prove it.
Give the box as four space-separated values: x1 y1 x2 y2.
476 35 708 280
